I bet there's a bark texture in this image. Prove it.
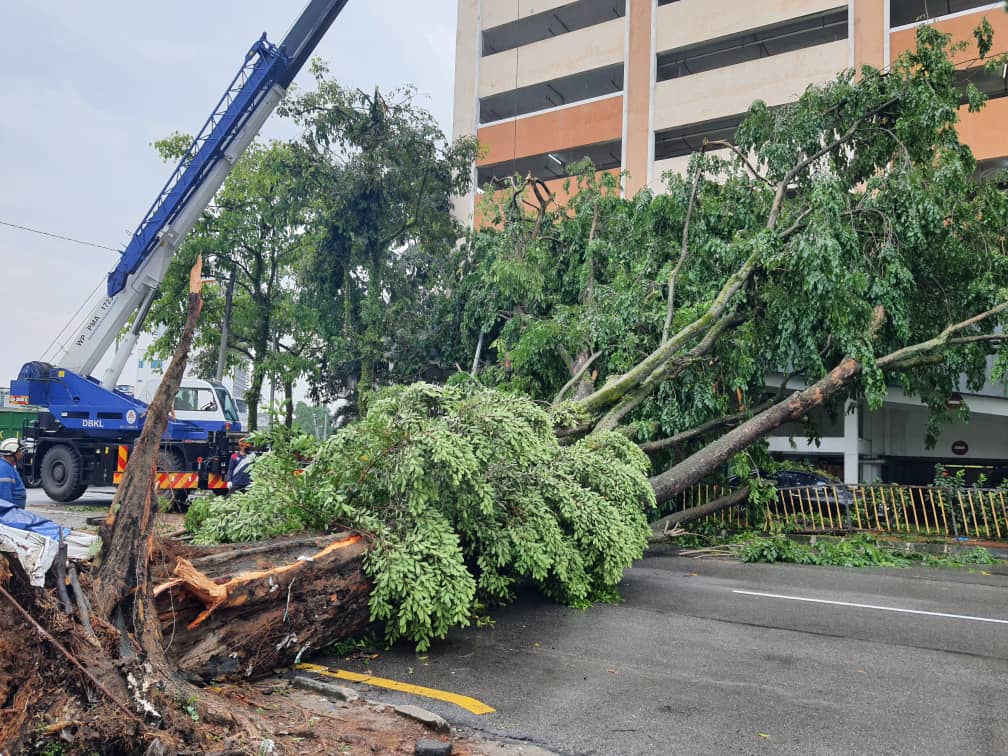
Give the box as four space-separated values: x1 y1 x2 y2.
92 259 205 619
649 357 862 504
152 533 372 682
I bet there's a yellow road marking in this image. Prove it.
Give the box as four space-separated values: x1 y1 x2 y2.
296 662 496 715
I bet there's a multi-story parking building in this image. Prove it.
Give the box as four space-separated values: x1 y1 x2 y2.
453 0 1007 216
452 1 1008 485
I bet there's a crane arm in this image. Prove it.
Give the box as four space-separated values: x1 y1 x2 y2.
51 0 349 386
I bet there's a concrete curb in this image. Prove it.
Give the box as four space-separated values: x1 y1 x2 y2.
291 674 359 702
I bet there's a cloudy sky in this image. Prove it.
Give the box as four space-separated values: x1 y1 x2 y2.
0 1 458 391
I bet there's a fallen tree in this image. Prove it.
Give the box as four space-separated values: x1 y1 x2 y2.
6 23 1008 755
0 259 377 752
1 374 657 751
456 25 1008 523
152 532 370 682
185 383 657 651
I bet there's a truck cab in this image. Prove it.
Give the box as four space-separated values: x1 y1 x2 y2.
138 378 242 434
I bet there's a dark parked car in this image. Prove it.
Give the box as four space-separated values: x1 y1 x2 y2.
730 468 855 524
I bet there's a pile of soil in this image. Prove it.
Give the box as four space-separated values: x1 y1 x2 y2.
184 678 550 755
0 555 550 755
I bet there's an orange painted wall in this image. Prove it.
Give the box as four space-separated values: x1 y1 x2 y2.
891 10 1008 162
852 0 885 69
476 96 623 166
957 97 1008 161
624 0 653 196
890 10 1008 64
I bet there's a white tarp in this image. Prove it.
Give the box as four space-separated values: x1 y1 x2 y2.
0 524 100 587
0 522 58 586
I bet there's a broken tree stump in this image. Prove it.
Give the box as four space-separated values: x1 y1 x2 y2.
152 531 373 681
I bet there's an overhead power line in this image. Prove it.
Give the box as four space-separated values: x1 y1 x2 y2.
0 219 121 253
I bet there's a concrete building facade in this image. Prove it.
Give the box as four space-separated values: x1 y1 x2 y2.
453 0 1008 214
452 1 1008 485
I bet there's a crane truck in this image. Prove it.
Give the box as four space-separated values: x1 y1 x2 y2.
8 0 350 504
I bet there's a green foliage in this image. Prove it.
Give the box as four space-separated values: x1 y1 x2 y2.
973 17 994 59
738 533 1001 568
188 383 655 651
462 25 1008 489
293 400 335 439
954 546 1000 565
191 426 316 544
280 71 480 407
146 139 314 429
183 495 214 535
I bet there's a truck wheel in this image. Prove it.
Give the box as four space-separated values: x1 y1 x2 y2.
41 445 85 503
157 450 191 512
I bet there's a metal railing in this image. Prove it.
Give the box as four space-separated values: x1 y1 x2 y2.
672 484 1008 540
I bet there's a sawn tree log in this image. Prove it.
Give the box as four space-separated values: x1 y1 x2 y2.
152 532 372 681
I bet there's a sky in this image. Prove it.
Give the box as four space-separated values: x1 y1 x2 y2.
0 1 458 394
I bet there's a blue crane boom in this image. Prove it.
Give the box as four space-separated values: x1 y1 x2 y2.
9 0 351 504
109 0 350 298
106 34 285 298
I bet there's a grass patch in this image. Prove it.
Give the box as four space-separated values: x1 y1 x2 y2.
669 531 1001 569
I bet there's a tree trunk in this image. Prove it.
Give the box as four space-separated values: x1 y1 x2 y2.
358 253 383 409
283 376 295 429
649 357 862 504
153 532 371 681
214 265 236 382
649 485 751 537
92 258 205 619
246 365 266 431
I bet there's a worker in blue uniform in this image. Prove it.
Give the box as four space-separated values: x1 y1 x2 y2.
226 437 255 494
0 438 27 508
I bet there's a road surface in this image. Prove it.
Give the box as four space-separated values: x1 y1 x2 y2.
27 491 1008 754
319 549 1008 755
25 486 115 532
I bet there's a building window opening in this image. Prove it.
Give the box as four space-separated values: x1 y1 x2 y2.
656 7 848 82
653 113 746 161
476 140 622 187
482 0 625 56
957 63 1008 103
479 64 623 123
891 1 1001 28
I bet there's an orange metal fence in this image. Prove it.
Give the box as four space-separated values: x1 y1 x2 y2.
671 484 1008 540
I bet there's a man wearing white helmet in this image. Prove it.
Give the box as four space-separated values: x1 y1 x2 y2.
0 438 26 508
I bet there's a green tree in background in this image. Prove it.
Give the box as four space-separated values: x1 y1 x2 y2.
147 139 312 430
280 65 479 411
292 400 334 439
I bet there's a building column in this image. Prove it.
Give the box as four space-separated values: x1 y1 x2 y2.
851 0 886 71
843 401 859 484
622 0 655 196
452 0 481 224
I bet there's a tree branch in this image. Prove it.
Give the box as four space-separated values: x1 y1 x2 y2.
663 163 703 342
703 140 772 186
552 351 603 407
636 365 802 453
648 484 751 535
778 206 814 240
639 401 774 454
648 306 885 503
767 97 900 231
594 312 743 432
876 301 1008 370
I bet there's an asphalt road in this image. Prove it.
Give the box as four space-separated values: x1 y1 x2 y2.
25 486 115 532
321 550 1008 756
26 491 1008 754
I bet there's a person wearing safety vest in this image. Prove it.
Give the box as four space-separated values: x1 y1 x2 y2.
226 437 255 494
0 438 27 508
